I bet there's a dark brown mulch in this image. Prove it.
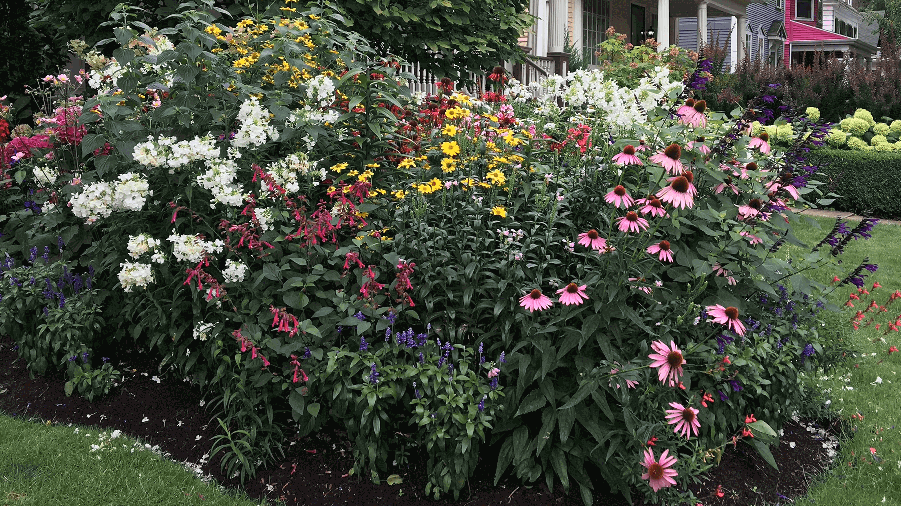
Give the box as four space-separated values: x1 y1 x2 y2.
0 334 842 506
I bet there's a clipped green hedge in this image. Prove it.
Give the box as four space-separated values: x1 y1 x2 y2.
810 148 901 218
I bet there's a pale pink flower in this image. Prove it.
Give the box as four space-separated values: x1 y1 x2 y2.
640 448 679 492
629 277 654 295
612 145 643 166
646 240 674 262
675 98 697 119
487 367 500 378
648 340 685 386
609 366 639 389
649 143 684 174
665 402 701 439
740 231 763 245
616 212 649 233
706 304 747 336
656 175 694 209
748 133 771 154
556 283 589 306
604 185 635 208
520 289 553 312
714 180 740 195
577 229 607 251
687 136 711 154
737 198 767 221
766 181 800 200
635 140 650 151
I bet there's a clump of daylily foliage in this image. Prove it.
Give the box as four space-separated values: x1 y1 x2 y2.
0 1 878 504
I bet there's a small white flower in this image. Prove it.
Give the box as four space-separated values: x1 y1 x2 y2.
789 442 796 448
142 417 149 423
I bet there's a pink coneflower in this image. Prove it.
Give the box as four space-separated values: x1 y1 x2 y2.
612 145 643 166
638 197 668 218
557 283 589 305
740 231 763 245
577 229 608 251
616 211 650 233
665 402 701 439
706 304 747 336
649 143 684 174
640 448 679 492
737 198 766 220
748 132 771 154
714 176 739 195
766 180 800 200
675 98 696 118
609 366 639 389
635 139 650 151
520 289 553 312
647 240 674 262
648 340 685 386
656 175 694 209
604 185 635 208
678 99 708 127
687 136 711 154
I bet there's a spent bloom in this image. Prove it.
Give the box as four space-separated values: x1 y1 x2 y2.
556 283 588 306
706 304 747 336
664 402 701 439
519 289 553 312
640 448 678 492
648 340 685 387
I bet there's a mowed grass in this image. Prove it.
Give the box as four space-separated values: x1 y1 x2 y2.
0 410 279 506
785 213 901 506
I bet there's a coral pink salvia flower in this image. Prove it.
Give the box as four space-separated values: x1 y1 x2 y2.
649 143 684 174
616 211 650 233
648 340 686 386
647 240 674 262
557 283 589 305
706 304 747 336
640 448 679 492
665 401 701 439
612 144 643 166
519 289 553 312
604 185 635 208
577 229 608 251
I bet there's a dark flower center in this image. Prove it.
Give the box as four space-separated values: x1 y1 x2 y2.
614 185 627 196
587 229 599 239
565 283 579 293
666 350 683 368
650 198 663 207
623 145 636 155
725 306 739 320
758 132 769 142
682 407 696 422
749 198 763 210
671 176 690 193
664 143 681 160
647 462 664 480
626 211 639 222
529 289 543 299
682 171 694 184
659 240 671 251
639 139 646 146
746 162 758 171
684 98 695 107
693 100 707 113
696 136 705 142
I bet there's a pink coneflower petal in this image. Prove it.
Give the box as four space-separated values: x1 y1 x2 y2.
646 240 674 262
640 448 679 492
649 143 684 174
612 145 643 166
648 340 685 386
748 134 771 154
604 185 635 209
519 289 553 312
656 175 694 209
639 197 668 218
616 212 649 233
556 283 589 306
705 304 747 336
577 229 608 251
665 402 701 439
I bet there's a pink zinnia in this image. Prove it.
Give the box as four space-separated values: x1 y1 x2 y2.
656 175 694 209
520 289 553 312
647 240 674 262
748 132 771 154
604 185 634 208
577 229 608 251
640 448 679 492
557 283 588 305
665 402 701 439
649 143 684 174
648 340 685 387
639 197 668 218
616 211 649 233
612 145 643 166
706 304 747 336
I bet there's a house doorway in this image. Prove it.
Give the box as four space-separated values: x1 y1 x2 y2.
631 4 647 44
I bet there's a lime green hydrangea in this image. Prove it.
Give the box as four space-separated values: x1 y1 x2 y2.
840 117 870 136
873 122 890 136
871 134 888 145
874 141 896 151
846 136 869 150
826 128 847 147
896 140 901 150
776 124 794 142
805 107 821 122
891 120 901 136
853 108 875 127
750 121 763 136
763 124 778 140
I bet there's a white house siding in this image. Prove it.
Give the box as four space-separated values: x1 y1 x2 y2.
677 17 735 69
746 0 784 61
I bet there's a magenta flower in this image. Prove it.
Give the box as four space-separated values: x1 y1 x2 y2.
612 145 643 166
556 283 588 306
649 143 683 174
656 175 695 210
706 304 747 336
577 229 608 251
520 289 553 312
616 212 649 233
604 185 635 208
646 240 674 262
648 340 685 387
665 402 701 439
640 448 679 492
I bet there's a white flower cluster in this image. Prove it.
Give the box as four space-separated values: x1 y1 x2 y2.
306 74 335 107
196 158 246 208
133 135 219 169
193 321 215 341
232 97 279 148
167 233 224 263
33 164 58 187
112 173 151 211
506 78 543 103
263 153 311 194
70 182 115 224
87 60 124 93
127 233 165 264
118 261 154 292
222 259 248 283
287 105 340 128
253 207 274 232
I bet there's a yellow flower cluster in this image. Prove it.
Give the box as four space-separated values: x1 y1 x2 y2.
397 158 416 169
414 178 443 194
445 107 470 120
485 169 506 186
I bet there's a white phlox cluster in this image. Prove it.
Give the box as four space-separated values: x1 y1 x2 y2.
87 60 125 93
167 233 225 263
222 259 248 283
133 135 219 169
232 97 279 148
127 233 165 264
306 74 336 107
69 181 115 224
196 158 246 208
33 164 58 187
118 261 154 292
193 321 215 341
263 153 312 194
253 207 274 232
112 173 151 211
287 105 340 127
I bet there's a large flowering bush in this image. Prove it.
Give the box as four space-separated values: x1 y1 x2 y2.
0 2 872 504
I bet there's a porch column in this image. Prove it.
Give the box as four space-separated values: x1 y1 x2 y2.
737 14 747 62
697 1 709 47
657 0 670 50
548 0 567 53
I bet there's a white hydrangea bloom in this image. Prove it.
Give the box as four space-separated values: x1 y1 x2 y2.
127 233 162 259
118 262 154 292
33 164 57 186
70 182 115 224
232 97 279 148
193 321 215 341
167 233 224 263
306 74 335 107
113 173 151 211
222 259 248 283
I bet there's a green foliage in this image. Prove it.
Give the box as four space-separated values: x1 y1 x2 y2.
593 28 698 89
810 148 901 218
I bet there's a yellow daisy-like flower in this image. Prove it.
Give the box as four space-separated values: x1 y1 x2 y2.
441 141 461 157
415 183 436 194
441 158 457 173
366 163 380 168
392 190 406 199
358 170 374 182
445 107 470 120
428 178 442 191
492 206 507 218
442 124 458 137
485 141 498 152
398 158 416 169
331 162 348 173
477 182 492 189
486 169 506 186
503 133 523 147
460 177 477 187
347 170 359 177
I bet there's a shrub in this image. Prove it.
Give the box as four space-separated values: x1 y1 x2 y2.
810 148 901 218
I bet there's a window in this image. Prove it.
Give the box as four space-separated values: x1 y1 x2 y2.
746 32 753 59
796 0 813 20
583 0 611 66
775 0 784 10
